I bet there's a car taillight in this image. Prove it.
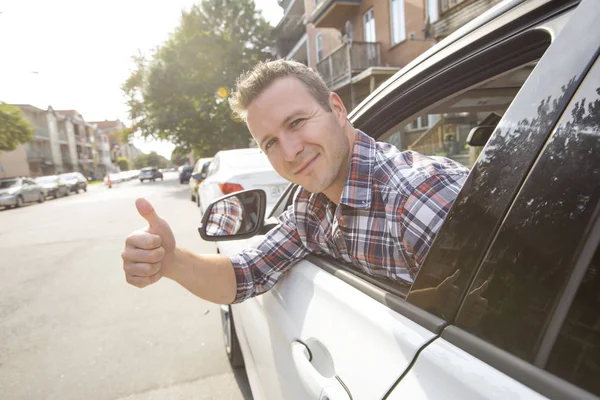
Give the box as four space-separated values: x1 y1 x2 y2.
219 182 244 194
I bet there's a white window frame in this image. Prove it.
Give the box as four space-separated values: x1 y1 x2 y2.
363 8 376 42
390 0 406 45
316 32 323 62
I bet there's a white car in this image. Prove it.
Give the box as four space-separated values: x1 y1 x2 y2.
200 1 600 399
197 148 289 215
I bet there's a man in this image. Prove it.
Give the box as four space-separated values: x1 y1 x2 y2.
122 60 468 304
205 195 244 237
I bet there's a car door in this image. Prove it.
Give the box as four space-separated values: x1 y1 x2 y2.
388 1 600 398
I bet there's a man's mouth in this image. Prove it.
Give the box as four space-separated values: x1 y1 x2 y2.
294 154 319 175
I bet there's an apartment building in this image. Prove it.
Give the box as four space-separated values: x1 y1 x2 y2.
425 0 503 40
89 120 142 172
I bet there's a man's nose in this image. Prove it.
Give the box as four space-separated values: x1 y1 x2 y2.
280 133 304 162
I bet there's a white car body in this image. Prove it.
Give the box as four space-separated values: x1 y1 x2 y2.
207 2 600 400
197 148 289 215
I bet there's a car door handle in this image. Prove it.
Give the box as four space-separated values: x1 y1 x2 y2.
291 341 351 400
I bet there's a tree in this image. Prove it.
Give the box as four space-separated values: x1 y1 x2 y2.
122 0 273 157
171 145 191 166
117 157 130 171
133 152 168 169
0 103 34 152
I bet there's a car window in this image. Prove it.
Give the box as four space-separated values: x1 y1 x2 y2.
207 157 219 177
545 244 600 396
0 180 18 188
380 62 537 169
451 56 599 391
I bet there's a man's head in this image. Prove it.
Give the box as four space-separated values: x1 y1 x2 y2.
229 59 355 202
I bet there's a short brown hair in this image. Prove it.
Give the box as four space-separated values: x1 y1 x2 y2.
229 59 332 121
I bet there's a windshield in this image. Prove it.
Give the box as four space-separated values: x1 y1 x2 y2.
61 173 76 179
0 180 18 189
182 166 193 172
36 176 57 183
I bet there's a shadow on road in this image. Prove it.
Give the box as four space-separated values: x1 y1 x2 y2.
232 368 254 400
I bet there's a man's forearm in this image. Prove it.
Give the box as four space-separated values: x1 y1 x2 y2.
163 248 237 304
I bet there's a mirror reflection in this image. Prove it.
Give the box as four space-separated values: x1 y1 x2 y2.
204 192 261 237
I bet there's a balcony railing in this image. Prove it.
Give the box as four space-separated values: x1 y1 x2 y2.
58 130 68 142
26 149 53 163
34 128 50 138
316 41 382 88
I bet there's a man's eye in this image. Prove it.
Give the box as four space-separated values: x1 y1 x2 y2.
265 139 277 151
290 118 305 129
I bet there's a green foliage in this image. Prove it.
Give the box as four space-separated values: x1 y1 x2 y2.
117 157 130 171
121 0 273 156
171 145 191 166
133 152 169 169
0 103 34 152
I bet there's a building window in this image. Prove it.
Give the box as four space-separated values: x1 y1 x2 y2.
316 32 323 62
441 0 465 13
363 8 376 42
390 0 406 45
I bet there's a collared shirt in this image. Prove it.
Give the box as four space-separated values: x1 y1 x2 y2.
205 196 244 236
229 130 469 303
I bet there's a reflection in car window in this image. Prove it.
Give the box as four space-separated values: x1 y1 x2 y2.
453 57 600 369
380 63 537 169
546 245 600 396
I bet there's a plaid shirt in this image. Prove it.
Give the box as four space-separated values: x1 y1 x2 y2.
205 196 244 236
229 130 468 303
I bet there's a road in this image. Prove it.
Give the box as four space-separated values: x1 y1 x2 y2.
0 172 252 400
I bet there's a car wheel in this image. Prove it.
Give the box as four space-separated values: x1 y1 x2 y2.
220 305 244 368
140 179 144 183
191 193 195 202
197 195 201 208
83 186 87 192
151 178 155 182
38 193 45 203
15 196 24 208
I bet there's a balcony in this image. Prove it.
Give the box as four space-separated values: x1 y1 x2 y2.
430 0 502 39
274 0 306 58
34 128 50 139
310 0 360 31
58 130 68 142
317 41 382 90
26 149 54 164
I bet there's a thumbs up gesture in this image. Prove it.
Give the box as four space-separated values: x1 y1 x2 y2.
122 198 177 288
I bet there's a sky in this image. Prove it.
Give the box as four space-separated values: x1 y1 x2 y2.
0 0 283 159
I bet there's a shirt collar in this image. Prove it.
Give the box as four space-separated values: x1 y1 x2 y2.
339 129 376 209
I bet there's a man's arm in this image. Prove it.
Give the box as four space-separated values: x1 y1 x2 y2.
122 198 238 304
164 249 237 304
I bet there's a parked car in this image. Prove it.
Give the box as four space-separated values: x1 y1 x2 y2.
199 1 600 399
59 172 87 194
179 165 194 184
189 157 213 204
0 177 45 208
197 148 289 215
34 175 69 198
139 167 163 182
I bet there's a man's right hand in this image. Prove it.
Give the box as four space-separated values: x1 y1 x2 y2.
122 198 177 288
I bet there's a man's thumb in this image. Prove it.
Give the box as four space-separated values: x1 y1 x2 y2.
136 198 162 228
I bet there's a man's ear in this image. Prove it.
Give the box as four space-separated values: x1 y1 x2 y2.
329 92 348 126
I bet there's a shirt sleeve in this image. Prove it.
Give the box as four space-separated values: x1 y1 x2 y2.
398 173 467 278
227 204 310 303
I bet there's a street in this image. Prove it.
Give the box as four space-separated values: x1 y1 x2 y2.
0 172 252 400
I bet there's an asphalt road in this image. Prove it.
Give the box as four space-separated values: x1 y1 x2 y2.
0 172 252 400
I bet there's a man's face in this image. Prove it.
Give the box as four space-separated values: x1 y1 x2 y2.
246 77 351 195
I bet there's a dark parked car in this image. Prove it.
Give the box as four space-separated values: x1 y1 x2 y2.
0 177 45 208
179 165 193 184
199 1 600 399
34 175 69 198
139 167 163 182
59 172 87 194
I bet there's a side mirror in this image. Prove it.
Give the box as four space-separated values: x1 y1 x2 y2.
466 125 495 147
200 172 207 179
198 189 267 241
191 173 203 181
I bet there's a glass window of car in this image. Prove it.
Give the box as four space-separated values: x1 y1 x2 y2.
380 62 537 169
451 55 600 394
0 179 18 189
206 156 219 177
